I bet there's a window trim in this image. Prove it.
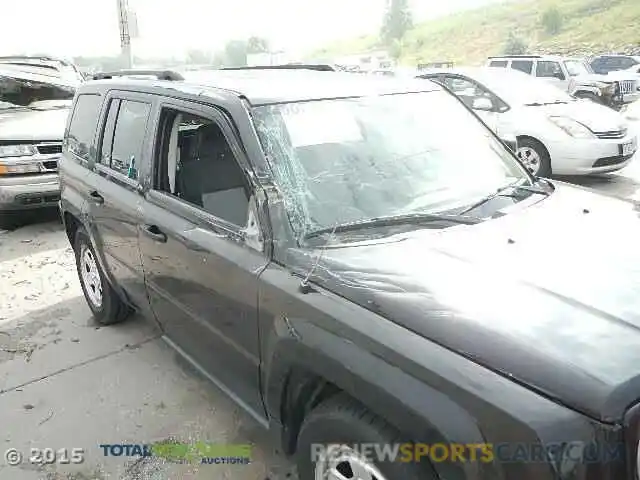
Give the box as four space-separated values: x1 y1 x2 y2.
439 74 511 113
147 98 259 237
65 93 103 165
94 91 153 183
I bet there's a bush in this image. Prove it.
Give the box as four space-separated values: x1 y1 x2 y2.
503 32 528 55
541 6 563 35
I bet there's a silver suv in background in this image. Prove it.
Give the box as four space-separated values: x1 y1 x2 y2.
0 67 77 229
0 56 85 83
487 55 640 109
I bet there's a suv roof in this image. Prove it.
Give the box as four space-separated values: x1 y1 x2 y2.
85 68 438 106
0 66 79 88
488 55 583 62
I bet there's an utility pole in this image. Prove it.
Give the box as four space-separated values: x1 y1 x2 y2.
117 0 132 68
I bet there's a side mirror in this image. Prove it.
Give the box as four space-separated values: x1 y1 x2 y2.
554 72 566 80
473 97 494 111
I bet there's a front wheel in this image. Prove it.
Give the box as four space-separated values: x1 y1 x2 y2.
74 227 131 325
574 91 604 105
515 138 552 177
295 394 436 480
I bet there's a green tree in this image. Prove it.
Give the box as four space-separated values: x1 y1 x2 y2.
381 0 413 45
247 36 270 54
388 39 403 61
503 32 528 55
224 40 248 67
186 49 211 65
541 6 563 35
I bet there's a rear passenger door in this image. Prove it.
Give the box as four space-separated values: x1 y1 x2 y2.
85 91 154 316
139 98 268 422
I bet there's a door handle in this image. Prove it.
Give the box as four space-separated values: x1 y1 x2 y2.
142 225 167 243
89 191 104 204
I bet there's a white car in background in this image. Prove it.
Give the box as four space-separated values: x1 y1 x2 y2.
417 67 638 176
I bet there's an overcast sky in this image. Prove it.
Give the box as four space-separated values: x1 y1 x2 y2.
1 0 504 58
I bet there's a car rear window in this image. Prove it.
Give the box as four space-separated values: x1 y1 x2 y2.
66 94 102 162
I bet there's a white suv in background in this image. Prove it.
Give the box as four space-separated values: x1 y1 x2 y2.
487 55 640 108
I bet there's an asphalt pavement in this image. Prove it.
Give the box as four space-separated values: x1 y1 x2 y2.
1 159 640 480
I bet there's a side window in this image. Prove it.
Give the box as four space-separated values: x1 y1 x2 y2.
101 99 150 179
489 60 508 68
66 94 102 162
536 61 565 80
510 60 534 75
155 108 249 227
619 57 637 69
441 76 501 111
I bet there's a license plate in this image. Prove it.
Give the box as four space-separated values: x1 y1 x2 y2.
621 139 637 157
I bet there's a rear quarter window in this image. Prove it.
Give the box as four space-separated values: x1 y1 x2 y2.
66 93 103 162
489 60 508 68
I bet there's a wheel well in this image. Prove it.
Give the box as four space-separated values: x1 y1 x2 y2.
280 369 341 455
63 212 81 246
516 135 550 159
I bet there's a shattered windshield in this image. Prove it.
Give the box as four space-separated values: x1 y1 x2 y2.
0 75 75 110
253 90 528 239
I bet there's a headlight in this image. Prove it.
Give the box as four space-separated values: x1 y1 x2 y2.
0 144 36 157
548 116 595 139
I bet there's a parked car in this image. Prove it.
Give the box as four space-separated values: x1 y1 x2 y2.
419 67 637 176
590 54 640 75
0 55 85 83
61 67 639 480
487 55 640 109
0 68 77 229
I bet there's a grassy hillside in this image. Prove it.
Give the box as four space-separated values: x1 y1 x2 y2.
313 0 640 66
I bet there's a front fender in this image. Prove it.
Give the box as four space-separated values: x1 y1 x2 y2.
570 85 602 97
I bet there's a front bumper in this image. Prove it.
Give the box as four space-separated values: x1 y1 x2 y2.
546 133 638 175
0 173 60 211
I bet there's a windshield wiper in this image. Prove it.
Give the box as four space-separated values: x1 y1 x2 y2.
303 212 483 240
458 178 550 216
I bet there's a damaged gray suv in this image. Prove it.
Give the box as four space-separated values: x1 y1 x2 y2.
60 67 640 480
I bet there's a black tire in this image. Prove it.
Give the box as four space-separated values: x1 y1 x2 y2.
295 394 436 480
574 92 603 105
74 227 131 325
515 137 552 178
0 211 20 231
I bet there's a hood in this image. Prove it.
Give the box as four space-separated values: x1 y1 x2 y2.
303 182 640 423
0 108 69 142
573 73 615 84
535 100 627 133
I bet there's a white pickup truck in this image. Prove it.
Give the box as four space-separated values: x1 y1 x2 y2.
486 55 640 109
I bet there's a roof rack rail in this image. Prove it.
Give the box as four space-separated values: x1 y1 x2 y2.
92 69 184 81
488 55 542 59
220 64 336 72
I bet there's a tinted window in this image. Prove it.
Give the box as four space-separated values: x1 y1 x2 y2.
156 108 249 226
536 61 565 80
103 100 150 179
619 57 638 69
489 60 508 68
510 60 534 74
67 94 102 161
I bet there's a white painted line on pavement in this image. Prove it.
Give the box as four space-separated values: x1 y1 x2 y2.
0 246 81 327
